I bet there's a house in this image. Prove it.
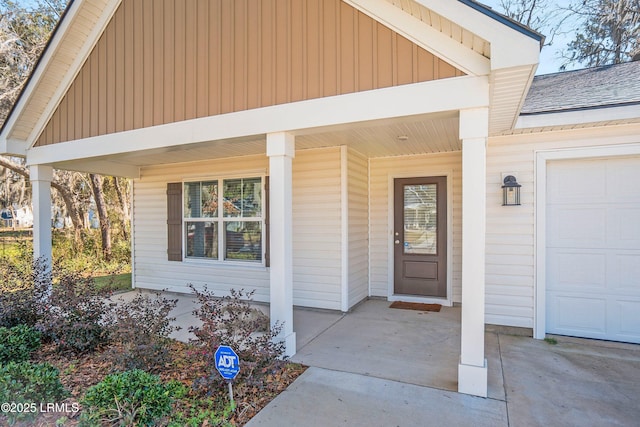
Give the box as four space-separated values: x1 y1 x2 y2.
0 0 638 398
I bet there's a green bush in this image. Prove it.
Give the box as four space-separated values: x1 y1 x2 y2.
0 324 41 364
80 369 186 427
188 286 285 396
0 257 51 328
0 361 68 424
39 271 114 355
109 291 180 372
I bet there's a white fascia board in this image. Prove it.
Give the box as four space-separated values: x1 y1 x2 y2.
346 0 490 76
413 0 540 70
25 0 122 147
516 105 640 130
6 139 27 157
27 76 489 165
0 138 27 157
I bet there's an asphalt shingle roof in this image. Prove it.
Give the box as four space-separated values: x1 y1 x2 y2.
521 61 640 115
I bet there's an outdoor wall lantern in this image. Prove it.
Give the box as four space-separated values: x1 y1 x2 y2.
502 175 521 206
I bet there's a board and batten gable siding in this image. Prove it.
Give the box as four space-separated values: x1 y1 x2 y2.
35 0 464 147
347 147 369 308
485 124 640 329
292 147 343 310
369 152 462 302
133 149 344 310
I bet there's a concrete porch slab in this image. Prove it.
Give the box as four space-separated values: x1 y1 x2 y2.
245 367 508 427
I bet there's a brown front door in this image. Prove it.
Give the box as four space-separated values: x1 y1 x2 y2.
394 177 447 297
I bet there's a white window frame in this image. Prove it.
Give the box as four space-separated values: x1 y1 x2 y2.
182 175 265 265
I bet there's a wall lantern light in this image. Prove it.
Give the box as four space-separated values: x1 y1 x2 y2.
502 175 521 206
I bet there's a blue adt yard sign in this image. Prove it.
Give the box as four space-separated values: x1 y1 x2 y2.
215 345 240 380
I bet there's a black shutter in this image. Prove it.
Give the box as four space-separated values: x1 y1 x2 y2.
264 176 270 267
167 183 182 261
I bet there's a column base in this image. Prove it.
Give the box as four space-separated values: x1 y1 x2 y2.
458 358 488 397
280 331 297 358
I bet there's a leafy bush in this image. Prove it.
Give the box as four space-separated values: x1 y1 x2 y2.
188 286 285 396
0 361 68 424
0 324 41 364
0 257 50 328
39 271 114 355
109 291 180 372
80 369 186 427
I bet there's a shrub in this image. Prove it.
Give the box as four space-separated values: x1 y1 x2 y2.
0 361 68 425
80 369 186 427
0 324 41 364
109 291 180 372
0 257 51 328
188 286 285 396
39 271 114 355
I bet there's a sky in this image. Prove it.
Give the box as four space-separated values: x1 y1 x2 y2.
479 0 578 75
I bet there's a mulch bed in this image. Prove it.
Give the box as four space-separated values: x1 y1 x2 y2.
12 341 306 427
389 301 442 312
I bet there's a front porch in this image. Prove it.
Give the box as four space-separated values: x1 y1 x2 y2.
139 290 640 426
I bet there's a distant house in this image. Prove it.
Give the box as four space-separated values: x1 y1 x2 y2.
1 206 33 228
1 0 638 398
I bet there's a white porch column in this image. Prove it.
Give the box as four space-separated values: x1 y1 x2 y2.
266 132 296 357
458 108 489 397
29 165 53 271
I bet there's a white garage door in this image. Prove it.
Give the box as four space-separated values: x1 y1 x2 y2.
546 156 640 344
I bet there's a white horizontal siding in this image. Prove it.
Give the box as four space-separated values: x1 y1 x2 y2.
485 123 640 328
348 147 369 308
133 155 271 300
369 152 462 302
133 148 344 310
292 147 343 310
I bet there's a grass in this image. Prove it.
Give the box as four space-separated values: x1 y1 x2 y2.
94 273 132 293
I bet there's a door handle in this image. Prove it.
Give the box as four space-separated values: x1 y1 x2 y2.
394 240 400 244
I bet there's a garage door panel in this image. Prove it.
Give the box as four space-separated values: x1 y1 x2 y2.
547 250 606 290
614 253 640 291
617 301 640 341
547 294 606 336
611 208 640 247
547 161 606 203
547 207 606 247
546 156 640 344
607 159 640 202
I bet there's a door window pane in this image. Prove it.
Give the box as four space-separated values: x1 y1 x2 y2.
404 184 437 255
186 222 217 258
225 221 262 261
223 178 262 217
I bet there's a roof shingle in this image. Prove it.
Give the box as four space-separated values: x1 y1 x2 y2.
521 61 640 115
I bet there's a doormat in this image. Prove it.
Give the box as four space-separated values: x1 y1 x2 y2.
389 301 442 312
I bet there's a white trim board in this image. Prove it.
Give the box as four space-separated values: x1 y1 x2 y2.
534 143 640 339
26 76 489 166
386 170 454 306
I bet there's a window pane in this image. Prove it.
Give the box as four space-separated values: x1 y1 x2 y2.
223 178 262 218
201 181 218 217
184 181 217 218
404 184 437 255
186 221 217 258
225 221 262 261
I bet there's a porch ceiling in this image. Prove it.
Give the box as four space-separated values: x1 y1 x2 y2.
53 112 461 174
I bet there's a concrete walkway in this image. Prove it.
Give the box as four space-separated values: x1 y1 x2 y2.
118 291 640 426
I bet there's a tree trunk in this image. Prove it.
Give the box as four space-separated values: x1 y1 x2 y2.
89 173 112 260
113 177 129 240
